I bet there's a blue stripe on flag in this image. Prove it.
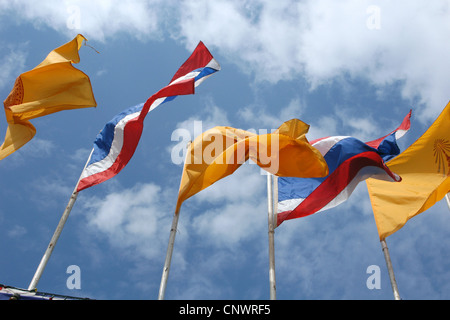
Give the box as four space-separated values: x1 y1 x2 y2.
194 67 217 82
88 103 144 166
277 137 380 202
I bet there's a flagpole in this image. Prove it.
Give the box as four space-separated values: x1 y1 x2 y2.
28 149 94 291
445 193 450 211
267 173 277 300
158 209 180 300
380 239 401 300
158 142 191 300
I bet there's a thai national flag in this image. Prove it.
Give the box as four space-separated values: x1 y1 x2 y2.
76 42 220 192
276 111 411 227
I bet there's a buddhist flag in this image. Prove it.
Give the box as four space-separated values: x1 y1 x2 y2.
175 119 329 214
76 41 220 191
367 102 450 240
0 34 96 160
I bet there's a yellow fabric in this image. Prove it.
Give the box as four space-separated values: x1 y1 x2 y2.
0 34 97 160
367 102 450 240
175 119 329 213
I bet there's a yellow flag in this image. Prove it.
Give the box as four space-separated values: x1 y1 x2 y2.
367 102 450 240
0 34 97 160
175 119 329 213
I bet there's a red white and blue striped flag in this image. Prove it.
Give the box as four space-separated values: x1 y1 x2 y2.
76 42 220 192
276 111 411 227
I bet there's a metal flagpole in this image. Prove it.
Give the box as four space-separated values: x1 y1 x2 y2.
158 141 191 300
445 193 450 210
28 149 94 291
267 173 277 300
158 210 180 300
380 239 401 300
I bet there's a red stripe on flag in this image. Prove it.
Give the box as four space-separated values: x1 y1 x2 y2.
276 151 399 226
76 79 195 192
170 41 213 83
365 110 411 148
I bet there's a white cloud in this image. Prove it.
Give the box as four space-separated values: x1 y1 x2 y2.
178 0 302 80
175 102 230 138
235 96 382 141
81 183 181 261
70 147 92 164
299 0 450 120
237 98 307 131
3 1 450 121
177 0 450 122
192 200 267 247
0 137 56 169
20 138 55 156
188 165 267 247
7 225 27 238
0 0 164 42
191 164 264 204
168 102 231 164
0 43 27 90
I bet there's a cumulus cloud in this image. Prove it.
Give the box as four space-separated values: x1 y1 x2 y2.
168 101 231 165
3 0 450 120
0 42 27 92
189 165 267 246
178 0 450 121
237 99 303 130
81 183 181 261
0 0 164 42
0 137 56 170
175 102 231 139
7 225 27 238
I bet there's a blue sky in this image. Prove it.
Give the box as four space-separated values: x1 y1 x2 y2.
1 0 450 300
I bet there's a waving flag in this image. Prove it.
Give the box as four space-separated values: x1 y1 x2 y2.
0 34 96 160
77 41 220 191
367 103 450 239
276 111 411 227
175 119 329 214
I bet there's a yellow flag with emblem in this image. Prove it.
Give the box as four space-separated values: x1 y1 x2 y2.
0 34 96 160
367 102 450 240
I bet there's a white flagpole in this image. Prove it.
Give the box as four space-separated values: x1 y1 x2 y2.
380 239 401 300
28 149 94 291
445 193 450 210
158 142 191 300
158 210 180 300
267 173 277 300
